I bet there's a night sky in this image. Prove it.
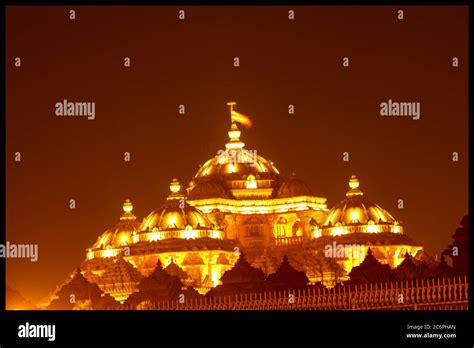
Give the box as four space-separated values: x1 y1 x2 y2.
6 6 468 303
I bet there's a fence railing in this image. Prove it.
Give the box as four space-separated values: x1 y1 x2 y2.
274 236 304 247
114 276 468 310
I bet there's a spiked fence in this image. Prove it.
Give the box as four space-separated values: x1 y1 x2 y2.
115 276 468 310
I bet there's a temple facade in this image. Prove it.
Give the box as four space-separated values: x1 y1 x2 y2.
186 121 328 249
53 103 423 304
82 182 238 298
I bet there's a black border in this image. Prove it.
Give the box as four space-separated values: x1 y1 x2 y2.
1 2 472 346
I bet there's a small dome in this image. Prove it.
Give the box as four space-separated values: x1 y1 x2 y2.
277 173 313 197
140 180 215 232
92 199 140 249
322 176 402 236
187 179 228 200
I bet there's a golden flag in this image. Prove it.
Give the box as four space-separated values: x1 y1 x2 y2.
231 110 253 128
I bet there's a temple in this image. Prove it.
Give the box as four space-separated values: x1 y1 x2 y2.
44 102 424 306
83 182 237 297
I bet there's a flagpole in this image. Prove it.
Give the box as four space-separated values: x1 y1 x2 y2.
227 101 236 123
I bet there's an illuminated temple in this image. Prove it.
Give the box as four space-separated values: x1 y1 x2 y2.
47 103 423 304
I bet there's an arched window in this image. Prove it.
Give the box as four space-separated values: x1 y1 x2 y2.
292 220 304 237
246 174 257 189
274 217 287 238
246 225 261 237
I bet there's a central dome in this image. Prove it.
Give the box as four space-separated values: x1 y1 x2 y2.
189 122 283 200
194 123 280 180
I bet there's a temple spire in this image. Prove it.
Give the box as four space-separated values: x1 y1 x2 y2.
346 175 363 197
167 178 185 201
225 104 245 150
120 199 136 220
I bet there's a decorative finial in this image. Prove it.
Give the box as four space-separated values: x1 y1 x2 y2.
167 178 185 201
123 199 133 213
228 122 241 139
349 175 359 189
346 175 363 197
225 101 252 149
226 121 245 150
121 199 136 220
170 178 181 193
